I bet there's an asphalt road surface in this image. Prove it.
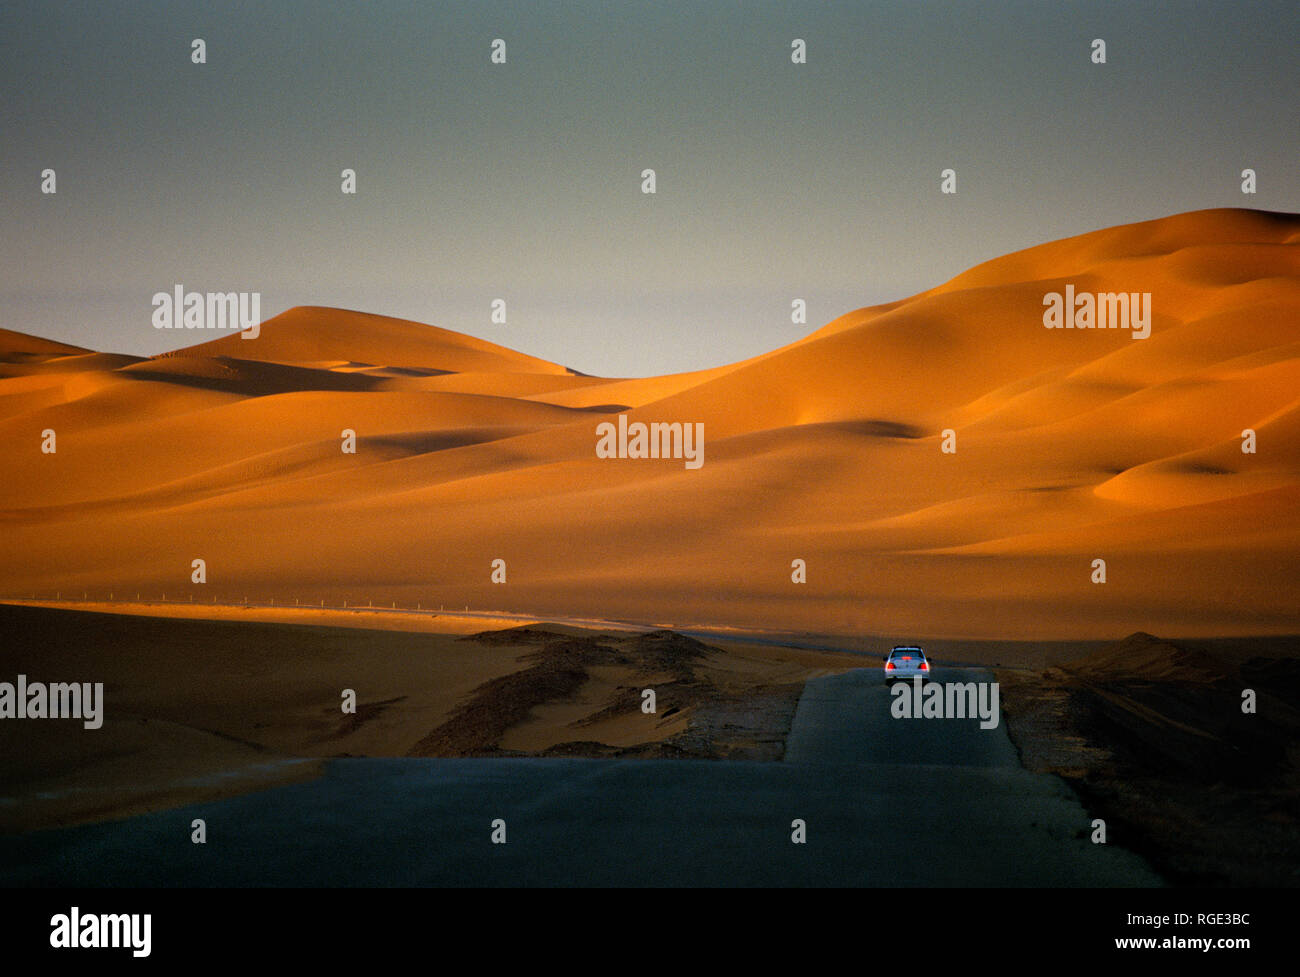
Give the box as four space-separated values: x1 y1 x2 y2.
1 667 1164 886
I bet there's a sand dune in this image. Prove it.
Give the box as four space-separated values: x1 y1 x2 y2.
180 304 576 375
1 208 1296 639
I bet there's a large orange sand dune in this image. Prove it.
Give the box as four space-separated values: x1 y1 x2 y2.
1 208 1296 639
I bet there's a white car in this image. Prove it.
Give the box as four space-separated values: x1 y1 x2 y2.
884 645 930 683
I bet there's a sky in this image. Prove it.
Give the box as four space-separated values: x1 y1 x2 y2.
2 0 1297 377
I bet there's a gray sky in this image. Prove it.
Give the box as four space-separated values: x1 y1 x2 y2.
2 0 1296 376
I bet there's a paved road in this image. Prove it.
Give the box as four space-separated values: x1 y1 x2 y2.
1 667 1163 886
786 667 1018 766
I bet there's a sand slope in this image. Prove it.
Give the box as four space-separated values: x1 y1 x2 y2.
1 208 1297 639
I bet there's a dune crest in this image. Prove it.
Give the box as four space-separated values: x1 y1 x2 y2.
174 305 576 376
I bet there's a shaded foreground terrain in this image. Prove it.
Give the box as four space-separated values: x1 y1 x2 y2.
1 667 1164 887
2 602 1289 883
2 604 1295 886
0 603 857 832
998 632 1300 886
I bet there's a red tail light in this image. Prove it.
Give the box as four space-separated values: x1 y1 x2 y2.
885 661 895 670
919 662 928 670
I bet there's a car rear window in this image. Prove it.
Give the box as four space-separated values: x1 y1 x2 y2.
891 649 924 658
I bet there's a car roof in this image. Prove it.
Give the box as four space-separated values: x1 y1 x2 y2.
891 645 924 651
